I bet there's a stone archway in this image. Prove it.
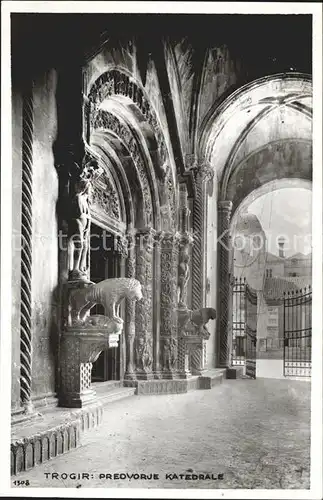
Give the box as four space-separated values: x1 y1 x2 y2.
83 69 181 383
199 73 312 371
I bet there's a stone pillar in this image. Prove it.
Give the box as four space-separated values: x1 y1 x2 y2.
18 86 34 415
124 231 136 380
134 228 155 379
159 232 180 378
191 162 214 374
191 161 214 310
153 233 162 376
217 200 233 368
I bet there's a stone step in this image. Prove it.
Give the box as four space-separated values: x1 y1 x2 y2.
11 383 137 477
199 368 226 389
124 370 227 395
95 386 136 405
11 402 103 476
92 380 123 394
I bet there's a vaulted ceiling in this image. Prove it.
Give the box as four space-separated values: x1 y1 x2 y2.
12 14 312 184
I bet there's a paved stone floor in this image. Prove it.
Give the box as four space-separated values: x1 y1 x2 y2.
13 378 311 489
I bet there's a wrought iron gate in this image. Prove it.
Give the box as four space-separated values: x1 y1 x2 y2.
232 277 257 378
232 278 246 366
283 286 312 377
245 283 257 378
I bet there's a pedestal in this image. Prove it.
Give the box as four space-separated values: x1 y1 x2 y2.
59 325 122 408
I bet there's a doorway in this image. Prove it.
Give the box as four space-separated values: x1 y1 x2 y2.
90 223 123 382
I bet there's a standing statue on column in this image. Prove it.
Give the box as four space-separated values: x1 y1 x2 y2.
178 239 191 309
68 154 103 281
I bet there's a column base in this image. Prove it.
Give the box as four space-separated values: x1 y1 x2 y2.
134 371 154 381
176 370 193 379
159 369 179 380
124 371 137 381
59 388 97 409
225 366 244 379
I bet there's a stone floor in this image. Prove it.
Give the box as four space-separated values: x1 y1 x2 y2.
12 378 311 489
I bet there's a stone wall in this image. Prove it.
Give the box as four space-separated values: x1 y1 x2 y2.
11 91 23 410
30 70 59 399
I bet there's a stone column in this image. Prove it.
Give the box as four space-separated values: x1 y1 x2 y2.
124 231 136 380
159 231 180 379
217 200 234 369
18 86 34 415
191 162 214 375
153 233 162 377
192 161 214 310
134 228 155 379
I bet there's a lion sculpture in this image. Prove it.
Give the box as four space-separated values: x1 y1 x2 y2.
69 277 143 324
179 307 216 340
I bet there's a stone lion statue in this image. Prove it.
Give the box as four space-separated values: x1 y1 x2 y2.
191 307 216 327
69 277 143 324
178 307 216 339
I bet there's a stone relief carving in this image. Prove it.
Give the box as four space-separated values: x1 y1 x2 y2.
177 233 193 309
92 174 121 221
135 336 153 372
159 232 180 337
162 337 177 371
88 70 168 173
135 230 155 374
93 110 154 227
88 69 176 228
68 277 143 325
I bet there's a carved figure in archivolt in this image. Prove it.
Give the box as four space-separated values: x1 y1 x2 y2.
69 277 143 324
68 157 103 281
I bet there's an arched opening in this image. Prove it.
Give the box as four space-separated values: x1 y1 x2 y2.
200 73 312 376
230 182 312 378
84 68 178 384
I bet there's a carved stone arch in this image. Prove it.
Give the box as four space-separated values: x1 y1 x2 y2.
86 68 177 230
90 137 136 233
92 108 161 230
91 130 138 228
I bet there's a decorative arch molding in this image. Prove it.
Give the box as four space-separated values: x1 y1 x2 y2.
224 138 312 215
87 68 169 166
86 68 177 228
90 132 136 229
93 108 161 229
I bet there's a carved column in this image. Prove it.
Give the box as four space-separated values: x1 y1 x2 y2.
191 162 214 375
124 231 136 380
19 87 34 414
159 232 180 378
134 228 155 379
192 161 214 310
217 200 233 367
178 183 193 310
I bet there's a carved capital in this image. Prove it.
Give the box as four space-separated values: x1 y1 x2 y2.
198 160 214 183
159 231 181 250
218 200 233 213
185 153 198 171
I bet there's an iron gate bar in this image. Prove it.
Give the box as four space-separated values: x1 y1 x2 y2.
245 283 257 379
232 277 246 366
283 285 312 377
